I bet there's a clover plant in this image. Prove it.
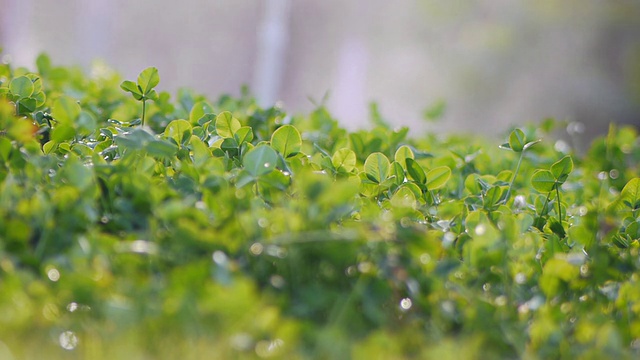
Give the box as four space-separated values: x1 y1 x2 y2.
1 53 640 359
120 67 160 126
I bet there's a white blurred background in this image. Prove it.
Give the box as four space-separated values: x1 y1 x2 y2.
1 0 639 137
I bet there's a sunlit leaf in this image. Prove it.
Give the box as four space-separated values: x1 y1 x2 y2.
332 148 356 172
394 145 414 169
426 166 451 190
271 125 302 158
364 152 390 184
215 111 241 138
608 178 640 213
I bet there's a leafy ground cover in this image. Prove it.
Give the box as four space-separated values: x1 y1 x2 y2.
1 54 640 359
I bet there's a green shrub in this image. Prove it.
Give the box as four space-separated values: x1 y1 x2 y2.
1 54 640 359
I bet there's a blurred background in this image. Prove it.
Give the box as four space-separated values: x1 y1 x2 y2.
1 0 639 137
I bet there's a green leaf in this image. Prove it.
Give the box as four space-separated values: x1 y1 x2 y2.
189 101 213 124
550 155 573 183
508 129 526 152
215 111 241 138
394 145 415 169
36 53 52 74
531 169 556 193
332 148 356 172
51 96 81 125
33 91 46 107
0 137 11 161
165 119 193 146
137 67 160 95
426 166 452 190
61 155 94 191
234 126 254 145
364 152 390 184
271 125 302 158
243 145 278 177
146 140 178 158
120 80 143 100
608 178 640 213
483 186 503 210
15 98 36 115
9 76 34 98
26 74 43 94
523 139 541 151
405 158 426 185
391 186 417 208
390 161 405 185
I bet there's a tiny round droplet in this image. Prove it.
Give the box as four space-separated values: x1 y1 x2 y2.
47 268 60 282
400 298 412 311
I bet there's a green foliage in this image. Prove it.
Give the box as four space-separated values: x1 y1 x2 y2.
1 54 640 359
120 67 160 126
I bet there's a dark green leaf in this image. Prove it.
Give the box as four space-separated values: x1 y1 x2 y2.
405 158 426 185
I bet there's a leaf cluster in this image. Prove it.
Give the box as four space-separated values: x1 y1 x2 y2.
1 54 640 358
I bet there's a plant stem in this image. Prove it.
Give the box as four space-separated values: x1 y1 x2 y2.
556 186 562 222
141 98 147 126
504 151 524 204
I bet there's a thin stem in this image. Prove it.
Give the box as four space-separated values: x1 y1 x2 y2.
556 186 562 222
504 151 524 204
534 192 552 230
141 98 147 126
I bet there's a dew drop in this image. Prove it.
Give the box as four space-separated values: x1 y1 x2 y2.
419 253 431 264
263 162 271 168
609 169 619 179
258 218 269 228
67 302 79 312
399 298 412 311
495 296 507 306
59 331 78 350
250 243 264 256
554 140 570 153
212 251 228 265
270 275 285 289
47 268 60 282
474 224 486 236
